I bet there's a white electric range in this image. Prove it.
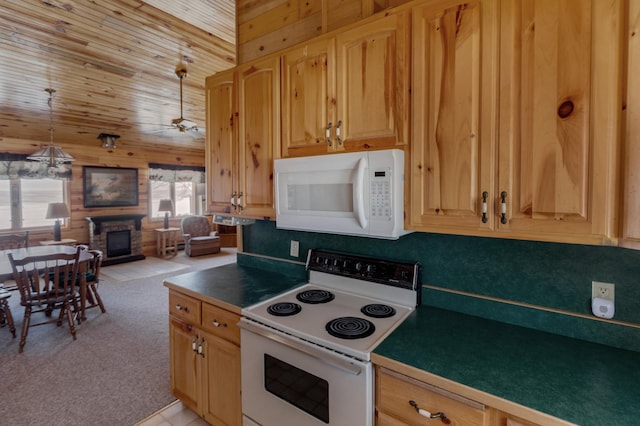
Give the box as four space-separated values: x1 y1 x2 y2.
239 249 421 426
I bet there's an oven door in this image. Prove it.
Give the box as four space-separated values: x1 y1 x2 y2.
239 319 373 426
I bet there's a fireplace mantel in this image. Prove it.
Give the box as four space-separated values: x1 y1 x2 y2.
86 214 146 234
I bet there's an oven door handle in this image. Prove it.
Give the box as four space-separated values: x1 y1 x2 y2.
239 319 364 376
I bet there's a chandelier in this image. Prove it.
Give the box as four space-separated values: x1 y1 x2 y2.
28 88 75 167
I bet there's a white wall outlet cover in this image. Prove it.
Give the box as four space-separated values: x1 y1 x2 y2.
592 297 615 319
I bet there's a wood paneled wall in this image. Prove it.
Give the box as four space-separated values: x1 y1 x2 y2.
237 0 412 63
2 138 204 257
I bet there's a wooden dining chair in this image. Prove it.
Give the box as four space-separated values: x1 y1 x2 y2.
0 286 16 338
0 231 29 250
79 249 106 316
8 247 81 353
0 231 30 292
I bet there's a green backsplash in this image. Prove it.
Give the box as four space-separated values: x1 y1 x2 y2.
242 220 640 352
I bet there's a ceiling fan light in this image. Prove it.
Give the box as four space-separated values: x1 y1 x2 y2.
98 133 120 149
171 64 199 132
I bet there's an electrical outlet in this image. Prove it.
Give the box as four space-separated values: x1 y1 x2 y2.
592 281 615 303
290 240 300 257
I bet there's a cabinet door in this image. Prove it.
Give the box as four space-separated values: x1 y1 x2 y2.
281 38 337 157
169 317 200 413
206 70 237 214
200 331 242 426
237 56 280 218
621 0 640 249
335 12 409 151
497 0 622 244
409 0 498 232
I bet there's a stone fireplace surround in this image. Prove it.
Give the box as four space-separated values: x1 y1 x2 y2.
86 214 146 266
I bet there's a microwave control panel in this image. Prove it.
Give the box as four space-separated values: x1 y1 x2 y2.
370 169 392 220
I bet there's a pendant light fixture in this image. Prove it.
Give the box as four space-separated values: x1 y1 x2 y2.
28 88 75 167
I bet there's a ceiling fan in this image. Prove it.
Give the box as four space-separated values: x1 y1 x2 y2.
171 64 200 133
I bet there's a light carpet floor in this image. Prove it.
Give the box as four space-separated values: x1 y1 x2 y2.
0 249 236 425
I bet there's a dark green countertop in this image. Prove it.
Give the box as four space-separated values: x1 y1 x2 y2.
163 263 306 314
374 307 640 426
164 262 640 425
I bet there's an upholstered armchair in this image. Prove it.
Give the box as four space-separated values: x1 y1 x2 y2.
181 216 221 257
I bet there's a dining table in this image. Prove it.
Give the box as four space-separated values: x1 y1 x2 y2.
0 245 95 322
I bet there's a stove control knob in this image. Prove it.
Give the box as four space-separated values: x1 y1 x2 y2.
366 264 374 274
355 262 363 272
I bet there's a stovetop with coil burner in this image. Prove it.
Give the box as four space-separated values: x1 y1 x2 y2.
241 249 421 362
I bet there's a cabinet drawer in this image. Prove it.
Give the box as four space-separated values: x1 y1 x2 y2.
201 302 240 345
169 290 201 324
377 368 486 426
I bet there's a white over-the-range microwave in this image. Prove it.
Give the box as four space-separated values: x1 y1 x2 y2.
274 149 411 239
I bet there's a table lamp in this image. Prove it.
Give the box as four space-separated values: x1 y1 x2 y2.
46 202 70 241
158 199 174 229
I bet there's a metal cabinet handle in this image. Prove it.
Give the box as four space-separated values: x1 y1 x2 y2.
212 319 228 328
481 191 488 223
500 191 508 224
176 304 189 313
326 122 333 146
409 400 450 424
336 120 343 145
191 335 198 351
236 192 244 211
230 191 237 208
197 337 205 357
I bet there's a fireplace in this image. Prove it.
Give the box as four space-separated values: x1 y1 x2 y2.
107 230 131 257
86 214 146 266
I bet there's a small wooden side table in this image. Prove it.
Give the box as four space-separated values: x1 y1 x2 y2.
156 227 181 258
39 239 77 246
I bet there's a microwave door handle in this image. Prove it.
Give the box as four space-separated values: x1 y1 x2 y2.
354 157 368 229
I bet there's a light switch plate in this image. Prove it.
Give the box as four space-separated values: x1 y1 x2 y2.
290 240 300 257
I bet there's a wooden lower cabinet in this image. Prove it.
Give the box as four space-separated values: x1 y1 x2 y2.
199 330 241 425
169 290 241 425
376 367 487 425
375 366 562 426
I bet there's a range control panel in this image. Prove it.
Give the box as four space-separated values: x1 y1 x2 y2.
306 249 420 291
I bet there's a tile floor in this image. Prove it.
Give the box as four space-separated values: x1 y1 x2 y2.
135 400 207 426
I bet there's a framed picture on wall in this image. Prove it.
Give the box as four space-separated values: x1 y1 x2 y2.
83 166 139 207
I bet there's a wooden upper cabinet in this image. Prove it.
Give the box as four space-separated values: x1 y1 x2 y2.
236 56 280 218
335 12 410 151
281 12 409 158
409 0 498 231
281 38 337 157
621 0 640 250
206 56 280 219
206 69 236 214
409 0 623 245
497 0 623 244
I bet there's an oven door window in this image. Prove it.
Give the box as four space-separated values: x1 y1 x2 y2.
264 354 329 423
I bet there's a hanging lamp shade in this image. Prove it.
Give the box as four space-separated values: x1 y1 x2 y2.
27 88 75 167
